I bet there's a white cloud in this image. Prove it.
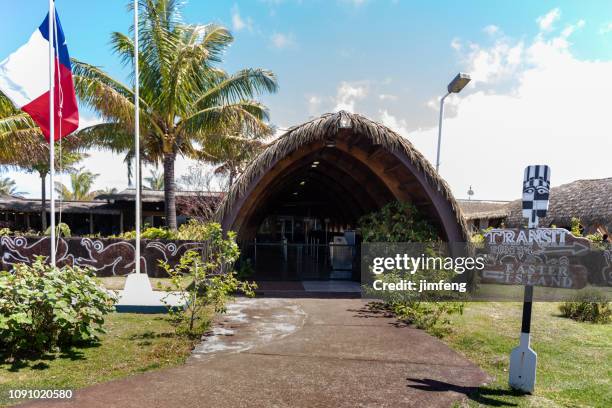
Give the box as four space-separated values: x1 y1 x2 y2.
600 22 612 34
483 25 499 35
402 16 612 200
450 37 462 51
270 32 295 49
334 82 367 112
231 5 252 32
379 94 398 101
537 8 560 32
379 110 410 136
457 38 524 84
307 95 322 115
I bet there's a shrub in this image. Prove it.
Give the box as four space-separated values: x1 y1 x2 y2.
175 219 215 241
0 258 117 355
358 201 438 243
113 220 211 241
160 223 256 338
388 301 464 338
359 201 464 337
559 289 611 324
44 222 71 238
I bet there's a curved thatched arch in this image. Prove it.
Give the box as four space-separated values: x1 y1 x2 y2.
217 111 468 242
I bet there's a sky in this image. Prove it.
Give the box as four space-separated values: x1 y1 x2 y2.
1 0 611 200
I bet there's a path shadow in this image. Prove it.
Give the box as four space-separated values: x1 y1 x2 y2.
407 378 523 407
349 302 414 329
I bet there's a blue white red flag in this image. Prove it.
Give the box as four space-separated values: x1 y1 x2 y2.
0 11 79 141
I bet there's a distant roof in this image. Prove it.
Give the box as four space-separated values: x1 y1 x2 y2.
458 200 510 220
505 177 612 228
95 188 224 203
0 194 120 214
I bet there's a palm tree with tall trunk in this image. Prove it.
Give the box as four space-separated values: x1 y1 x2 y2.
73 0 277 230
0 91 84 230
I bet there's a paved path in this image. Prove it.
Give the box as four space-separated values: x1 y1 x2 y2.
22 299 489 408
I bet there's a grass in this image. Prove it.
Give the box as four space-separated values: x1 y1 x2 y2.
0 313 197 407
443 302 612 407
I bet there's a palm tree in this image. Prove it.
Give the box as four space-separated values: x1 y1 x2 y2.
144 168 164 190
0 176 22 196
208 134 266 187
0 91 85 229
73 0 277 229
54 167 101 201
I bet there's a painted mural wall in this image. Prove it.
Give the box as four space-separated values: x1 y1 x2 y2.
0 236 203 277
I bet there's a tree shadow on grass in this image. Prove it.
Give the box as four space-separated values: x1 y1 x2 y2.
0 342 98 373
407 378 524 407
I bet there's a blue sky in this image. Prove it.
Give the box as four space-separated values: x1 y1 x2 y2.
1 0 611 199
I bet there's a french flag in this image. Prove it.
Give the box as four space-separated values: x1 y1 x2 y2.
0 11 78 141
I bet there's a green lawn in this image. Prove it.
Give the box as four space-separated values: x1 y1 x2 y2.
0 313 196 407
444 302 612 407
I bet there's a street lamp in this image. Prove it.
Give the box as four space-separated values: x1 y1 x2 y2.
436 72 471 172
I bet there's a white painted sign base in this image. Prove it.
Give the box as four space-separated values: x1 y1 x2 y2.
509 332 537 393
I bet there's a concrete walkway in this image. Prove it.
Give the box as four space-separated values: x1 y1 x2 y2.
22 299 489 408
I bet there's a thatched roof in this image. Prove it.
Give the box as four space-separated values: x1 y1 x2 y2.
96 188 223 203
216 111 469 240
505 177 612 228
458 200 510 220
0 194 120 214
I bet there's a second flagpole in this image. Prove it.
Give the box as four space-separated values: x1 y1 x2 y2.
134 0 141 274
49 0 56 266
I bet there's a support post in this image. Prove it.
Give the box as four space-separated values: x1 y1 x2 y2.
435 92 450 173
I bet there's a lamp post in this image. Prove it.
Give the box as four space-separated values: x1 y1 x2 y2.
435 72 471 172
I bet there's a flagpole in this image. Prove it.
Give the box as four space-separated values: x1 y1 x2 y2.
134 0 141 274
49 0 56 266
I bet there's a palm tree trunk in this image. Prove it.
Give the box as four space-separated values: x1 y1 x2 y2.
40 172 47 231
163 153 177 230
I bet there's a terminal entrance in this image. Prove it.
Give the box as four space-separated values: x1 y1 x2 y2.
221 112 469 283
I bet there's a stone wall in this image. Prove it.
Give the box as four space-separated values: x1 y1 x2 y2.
0 236 203 277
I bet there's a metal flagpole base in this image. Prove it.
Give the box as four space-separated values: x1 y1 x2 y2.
115 273 186 314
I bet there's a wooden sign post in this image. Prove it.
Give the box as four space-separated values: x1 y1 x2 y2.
509 165 550 393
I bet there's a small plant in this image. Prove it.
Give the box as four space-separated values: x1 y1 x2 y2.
559 289 611 324
570 217 583 237
175 219 214 241
389 301 464 338
44 222 71 237
160 223 256 338
0 258 116 356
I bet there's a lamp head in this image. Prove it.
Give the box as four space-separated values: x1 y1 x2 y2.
447 72 471 93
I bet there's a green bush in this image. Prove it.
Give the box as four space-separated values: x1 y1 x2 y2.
559 289 611 324
113 220 212 241
160 223 256 338
358 201 438 243
359 201 464 337
44 222 71 238
0 258 117 356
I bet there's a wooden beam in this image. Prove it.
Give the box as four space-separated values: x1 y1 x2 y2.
384 162 403 174
367 146 384 159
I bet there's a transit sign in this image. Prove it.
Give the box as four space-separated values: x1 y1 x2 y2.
481 227 591 290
